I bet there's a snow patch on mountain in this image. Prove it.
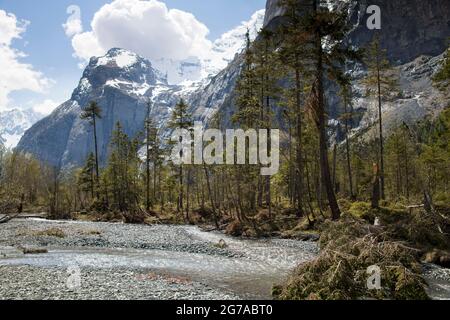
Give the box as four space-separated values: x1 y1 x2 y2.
154 9 265 85
0 108 44 149
96 49 138 68
208 9 265 73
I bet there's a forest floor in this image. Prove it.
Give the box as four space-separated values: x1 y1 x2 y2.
0 218 317 300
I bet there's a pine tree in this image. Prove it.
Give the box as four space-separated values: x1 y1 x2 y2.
301 0 360 220
253 28 280 218
363 35 400 200
433 45 450 90
79 153 96 200
105 122 142 213
145 104 163 212
233 30 260 128
144 100 160 211
168 99 193 220
80 101 102 188
278 0 310 217
339 79 355 199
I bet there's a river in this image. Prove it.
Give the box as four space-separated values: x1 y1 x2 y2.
0 218 448 300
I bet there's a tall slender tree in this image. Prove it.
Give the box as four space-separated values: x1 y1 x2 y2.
303 0 360 220
278 0 309 217
80 101 102 187
339 80 355 199
168 99 193 220
363 35 399 200
254 28 280 218
145 100 153 211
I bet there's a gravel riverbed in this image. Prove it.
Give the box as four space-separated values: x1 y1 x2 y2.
1 219 449 300
0 219 318 300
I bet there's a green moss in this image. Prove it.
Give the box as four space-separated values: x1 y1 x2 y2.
347 202 372 220
434 191 450 207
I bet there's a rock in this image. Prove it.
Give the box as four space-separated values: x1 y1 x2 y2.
20 247 48 254
439 255 450 268
424 249 450 268
264 0 450 64
217 239 228 249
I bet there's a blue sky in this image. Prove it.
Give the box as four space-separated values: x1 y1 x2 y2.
0 0 266 114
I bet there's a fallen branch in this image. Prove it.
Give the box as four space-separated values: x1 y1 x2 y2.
0 213 20 224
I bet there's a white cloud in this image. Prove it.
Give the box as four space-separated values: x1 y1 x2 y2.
63 18 83 37
0 10 52 111
70 0 213 64
0 9 27 45
71 31 104 61
67 0 265 84
32 99 59 115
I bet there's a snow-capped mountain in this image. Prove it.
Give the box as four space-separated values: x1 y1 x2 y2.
16 46 242 168
0 109 44 149
17 0 449 170
8 9 264 158
153 9 265 84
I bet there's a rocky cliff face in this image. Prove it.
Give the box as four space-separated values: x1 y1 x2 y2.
346 0 450 64
264 0 450 64
348 52 449 141
262 0 449 138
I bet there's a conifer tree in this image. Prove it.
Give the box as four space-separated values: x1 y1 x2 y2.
278 0 310 217
144 100 162 211
433 45 450 89
80 101 102 187
79 152 96 199
363 35 400 200
233 30 260 128
300 0 360 219
253 28 280 217
168 99 193 220
105 122 142 212
339 80 355 199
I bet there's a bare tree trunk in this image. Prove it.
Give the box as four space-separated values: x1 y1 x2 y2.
186 168 191 223
295 59 305 218
203 163 219 228
92 114 100 199
332 143 338 193
376 56 386 200
316 36 341 220
371 163 381 209
344 96 355 199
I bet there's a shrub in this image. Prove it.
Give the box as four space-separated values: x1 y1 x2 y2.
225 220 243 237
36 228 66 238
275 217 430 300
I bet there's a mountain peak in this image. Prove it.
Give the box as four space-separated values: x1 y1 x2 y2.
95 48 141 69
72 49 168 103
